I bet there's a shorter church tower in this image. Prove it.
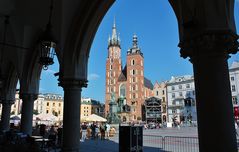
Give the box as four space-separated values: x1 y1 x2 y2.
126 34 145 120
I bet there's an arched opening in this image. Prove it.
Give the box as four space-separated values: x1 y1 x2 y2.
0 0 238 151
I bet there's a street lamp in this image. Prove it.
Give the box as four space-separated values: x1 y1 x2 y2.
38 0 56 70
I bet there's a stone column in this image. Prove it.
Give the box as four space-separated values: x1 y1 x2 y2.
20 93 37 135
180 33 238 152
0 100 14 131
60 79 87 152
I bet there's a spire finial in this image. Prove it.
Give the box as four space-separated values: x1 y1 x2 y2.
133 34 138 48
113 16 116 28
112 17 117 40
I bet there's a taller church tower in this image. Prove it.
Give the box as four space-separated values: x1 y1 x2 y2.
105 21 122 115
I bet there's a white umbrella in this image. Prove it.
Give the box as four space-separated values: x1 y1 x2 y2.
36 113 58 121
83 114 107 122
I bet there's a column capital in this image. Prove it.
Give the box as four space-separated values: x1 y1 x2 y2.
179 31 239 61
20 93 38 101
58 78 88 88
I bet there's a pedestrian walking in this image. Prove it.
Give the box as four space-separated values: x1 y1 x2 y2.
105 123 110 139
80 122 88 142
235 121 238 136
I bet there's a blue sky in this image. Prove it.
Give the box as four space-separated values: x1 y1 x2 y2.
40 0 239 102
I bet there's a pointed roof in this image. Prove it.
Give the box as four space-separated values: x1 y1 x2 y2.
108 19 120 48
144 77 154 90
154 81 160 88
118 65 127 82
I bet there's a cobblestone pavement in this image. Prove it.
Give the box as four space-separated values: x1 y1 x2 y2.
79 127 199 152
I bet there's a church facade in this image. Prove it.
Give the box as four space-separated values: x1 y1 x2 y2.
105 22 153 122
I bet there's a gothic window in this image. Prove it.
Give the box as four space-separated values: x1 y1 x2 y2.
110 65 112 70
133 93 136 99
120 84 126 97
132 69 135 75
132 85 136 91
131 59 135 65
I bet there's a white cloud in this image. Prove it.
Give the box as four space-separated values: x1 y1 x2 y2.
88 73 100 80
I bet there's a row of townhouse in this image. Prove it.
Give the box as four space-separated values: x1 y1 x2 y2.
153 61 239 124
0 93 104 119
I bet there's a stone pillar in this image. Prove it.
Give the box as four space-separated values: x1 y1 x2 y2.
181 33 238 152
60 79 87 152
20 93 37 135
0 100 14 131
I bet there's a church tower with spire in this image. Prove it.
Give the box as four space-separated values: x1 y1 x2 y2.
105 21 154 121
105 20 122 115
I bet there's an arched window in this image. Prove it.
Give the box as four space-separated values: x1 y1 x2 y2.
131 59 135 65
120 84 126 97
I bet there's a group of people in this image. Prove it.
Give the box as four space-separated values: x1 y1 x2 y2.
33 124 63 146
80 122 111 142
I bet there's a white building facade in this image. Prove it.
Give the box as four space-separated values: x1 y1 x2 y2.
229 61 239 107
166 75 197 124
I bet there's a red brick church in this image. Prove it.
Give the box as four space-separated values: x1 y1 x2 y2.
105 21 153 122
